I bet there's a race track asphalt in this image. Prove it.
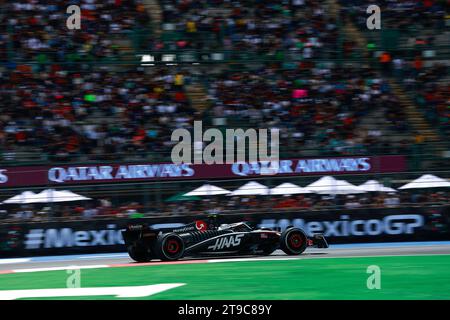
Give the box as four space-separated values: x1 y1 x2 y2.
1 241 450 272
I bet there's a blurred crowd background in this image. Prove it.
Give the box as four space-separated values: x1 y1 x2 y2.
0 0 448 223
1 189 448 223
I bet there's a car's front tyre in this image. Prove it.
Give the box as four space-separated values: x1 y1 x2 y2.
280 227 308 255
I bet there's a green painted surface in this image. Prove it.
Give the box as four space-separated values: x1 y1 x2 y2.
0 255 449 300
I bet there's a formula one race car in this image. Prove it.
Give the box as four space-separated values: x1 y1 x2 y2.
122 216 328 262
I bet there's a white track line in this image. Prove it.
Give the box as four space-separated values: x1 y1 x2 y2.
13 265 109 273
77 254 128 260
0 258 31 265
208 257 301 263
0 283 186 300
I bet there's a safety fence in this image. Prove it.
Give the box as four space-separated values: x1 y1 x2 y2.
0 205 448 257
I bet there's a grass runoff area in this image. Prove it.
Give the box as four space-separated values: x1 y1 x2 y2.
0 255 449 300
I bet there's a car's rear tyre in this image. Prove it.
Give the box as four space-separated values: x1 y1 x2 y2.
157 233 185 261
127 244 152 262
280 228 308 255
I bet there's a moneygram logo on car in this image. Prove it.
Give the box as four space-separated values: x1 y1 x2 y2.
24 225 124 249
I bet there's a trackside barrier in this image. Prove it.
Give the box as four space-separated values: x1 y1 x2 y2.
0 206 449 258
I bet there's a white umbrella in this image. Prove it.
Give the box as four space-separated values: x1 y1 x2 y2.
305 176 365 195
399 174 450 190
183 184 231 196
359 180 397 192
58 190 92 202
229 181 270 196
31 189 91 203
270 183 312 195
1 191 37 204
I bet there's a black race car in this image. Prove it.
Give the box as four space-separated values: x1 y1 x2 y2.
122 216 329 262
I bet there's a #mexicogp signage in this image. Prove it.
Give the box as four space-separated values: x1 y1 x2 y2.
0 155 406 187
0 206 448 257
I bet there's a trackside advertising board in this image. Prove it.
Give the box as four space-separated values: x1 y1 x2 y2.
0 206 448 257
0 155 406 187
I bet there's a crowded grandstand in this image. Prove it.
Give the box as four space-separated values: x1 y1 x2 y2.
0 0 448 216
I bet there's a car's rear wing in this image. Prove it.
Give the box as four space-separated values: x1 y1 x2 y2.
122 223 158 246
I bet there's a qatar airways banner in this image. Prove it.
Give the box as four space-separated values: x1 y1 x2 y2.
0 155 406 187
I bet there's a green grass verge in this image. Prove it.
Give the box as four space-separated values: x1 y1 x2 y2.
0 255 449 300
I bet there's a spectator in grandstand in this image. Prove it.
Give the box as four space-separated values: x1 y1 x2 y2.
82 205 99 219
274 195 299 209
379 52 392 76
296 195 312 209
314 196 334 208
344 195 361 209
225 196 240 211
13 206 34 220
393 57 405 78
384 192 401 208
